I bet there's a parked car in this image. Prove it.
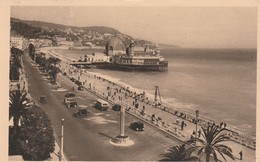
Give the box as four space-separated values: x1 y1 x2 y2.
95 99 109 111
78 85 84 91
64 92 76 98
130 122 144 131
39 95 47 103
112 104 121 111
64 92 77 108
73 109 90 117
76 81 83 86
64 98 77 108
70 78 76 82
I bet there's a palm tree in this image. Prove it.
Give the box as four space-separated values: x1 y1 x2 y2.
160 144 199 161
190 124 235 162
9 90 30 138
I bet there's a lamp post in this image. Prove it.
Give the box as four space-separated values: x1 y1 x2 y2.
59 118 64 161
195 110 199 146
59 72 62 88
34 52 36 62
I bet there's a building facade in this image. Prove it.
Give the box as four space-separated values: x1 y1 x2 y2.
10 37 25 50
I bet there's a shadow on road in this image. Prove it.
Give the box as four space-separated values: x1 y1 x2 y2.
99 132 114 139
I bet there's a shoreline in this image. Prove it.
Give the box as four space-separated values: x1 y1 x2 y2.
41 47 255 147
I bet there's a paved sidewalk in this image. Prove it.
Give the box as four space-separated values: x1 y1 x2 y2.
48 140 67 161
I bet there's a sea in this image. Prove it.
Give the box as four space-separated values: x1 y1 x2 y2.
53 47 256 136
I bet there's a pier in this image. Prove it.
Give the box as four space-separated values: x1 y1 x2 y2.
69 61 168 72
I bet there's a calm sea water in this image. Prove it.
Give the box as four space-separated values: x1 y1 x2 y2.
54 48 256 136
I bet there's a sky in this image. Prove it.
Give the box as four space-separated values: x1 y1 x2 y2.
11 6 257 48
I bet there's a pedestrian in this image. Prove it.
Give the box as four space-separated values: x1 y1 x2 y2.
220 122 223 128
198 129 201 138
190 135 194 140
176 118 180 125
239 151 243 160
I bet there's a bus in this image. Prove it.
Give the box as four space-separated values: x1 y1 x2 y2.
95 99 109 111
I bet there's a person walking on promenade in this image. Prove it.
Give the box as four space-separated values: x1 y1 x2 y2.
176 118 180 125
239 151 243 160
198 129 201 138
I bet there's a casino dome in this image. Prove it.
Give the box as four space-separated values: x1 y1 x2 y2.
105 36 126 55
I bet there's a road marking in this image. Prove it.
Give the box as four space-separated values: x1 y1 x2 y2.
79 105 88 108
95 113 104 116
84 116 117 124
52 88 68 92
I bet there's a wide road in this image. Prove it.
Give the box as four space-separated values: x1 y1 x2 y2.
23 53 184 161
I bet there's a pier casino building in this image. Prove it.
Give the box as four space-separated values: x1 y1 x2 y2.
105 36 167 69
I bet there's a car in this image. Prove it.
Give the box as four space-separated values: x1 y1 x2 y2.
64 98 77 108
73 109 90 117
76 81 83 86
64 92 77 108
78 85 84 91
65 92 76 98
130 122 144 131
39 95 47 103
112 104 121 111
95 99 109 111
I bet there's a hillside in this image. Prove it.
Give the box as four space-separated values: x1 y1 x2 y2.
10 17 156 47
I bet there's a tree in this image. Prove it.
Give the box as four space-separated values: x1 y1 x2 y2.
10 47 23 80
9 90 30 138
36 53 48 71
28 43 35 60
189 125 235 162
9 90 30 155
10 64 20 80
46 57 61 83
19 105 55 160
48 65 60 83
160 144 199 161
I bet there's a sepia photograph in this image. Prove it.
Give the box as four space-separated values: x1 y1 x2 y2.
3 1 258 162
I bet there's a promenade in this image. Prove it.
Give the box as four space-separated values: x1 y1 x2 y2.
49 49 255 162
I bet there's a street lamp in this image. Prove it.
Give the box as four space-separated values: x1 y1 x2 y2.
58 72 62 88
59 118 64 161
195 110 199 146
34 52 36 62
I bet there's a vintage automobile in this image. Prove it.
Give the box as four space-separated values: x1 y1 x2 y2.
95 99 109 111
73 109 90 117
78 85 84 91
112 104 121 111
39 95 47 103
64 98 77 108
130 122 144 131
76 81 83 86
64 92 77 108
64 92 76 98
